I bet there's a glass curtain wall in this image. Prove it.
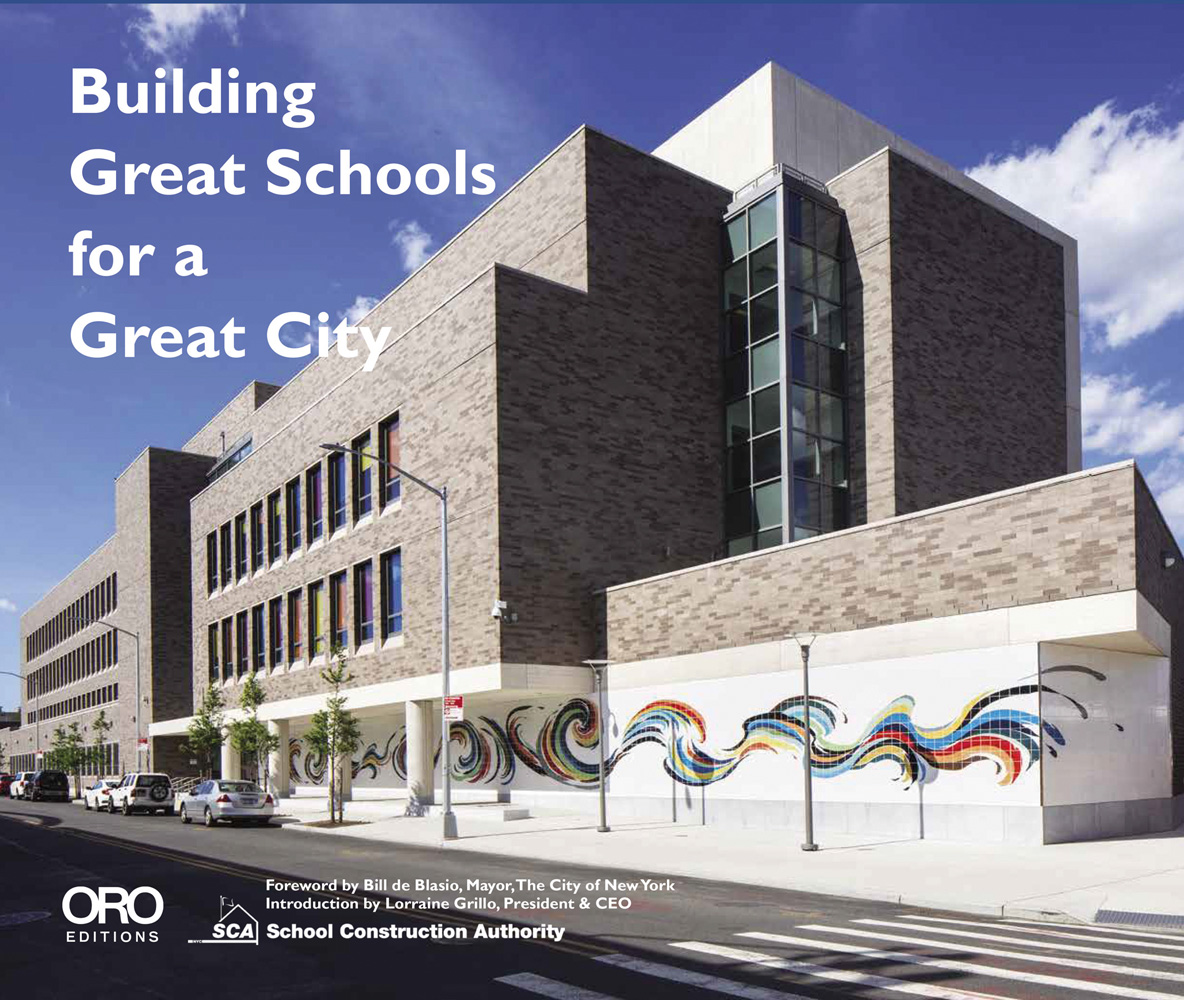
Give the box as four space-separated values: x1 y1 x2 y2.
722 183 848 556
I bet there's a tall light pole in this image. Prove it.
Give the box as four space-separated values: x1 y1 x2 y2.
67 616 142 770
790 632 820 852
321 443 457 840
581 659 611 833
0 669 38 765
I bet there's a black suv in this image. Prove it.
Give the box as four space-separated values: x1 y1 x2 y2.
29 770 70 803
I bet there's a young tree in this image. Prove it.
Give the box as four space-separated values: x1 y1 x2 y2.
49 723 87 798
305 647 362 823
0 737 7 774
90 709 114 777
226 672 279 790
184 684 226 779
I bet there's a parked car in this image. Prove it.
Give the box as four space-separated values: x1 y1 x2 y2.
83 779 119 811
28 770 70 803
108 773 174 816
178 779 275 827
0 774 14 798
10 772 35 800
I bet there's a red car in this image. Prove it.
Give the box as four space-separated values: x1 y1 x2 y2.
0 774 14 797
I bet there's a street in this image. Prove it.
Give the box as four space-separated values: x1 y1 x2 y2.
3 796 1184 1000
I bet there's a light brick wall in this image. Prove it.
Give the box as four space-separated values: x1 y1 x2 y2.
606 464 1139 663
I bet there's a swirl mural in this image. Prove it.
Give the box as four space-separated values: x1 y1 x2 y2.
285 665 1105 792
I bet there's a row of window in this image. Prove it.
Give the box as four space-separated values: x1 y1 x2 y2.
26 630 118 700
10 743 120 776
207 549 402 684
26 573 118 662
27 683 118 726
206 415 401 596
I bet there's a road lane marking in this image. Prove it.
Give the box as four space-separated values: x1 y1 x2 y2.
745 930 1184 1000
907 915 1184 953
668 941 1014 1000
596 952 826 999
496 973 625 999
853 918 1184 965
1004 918 1184 944
782 924 1184 984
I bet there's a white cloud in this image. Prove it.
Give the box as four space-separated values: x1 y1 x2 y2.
126 4 246 63
389 220 434 273
1081 373 1184 457
339 295 380 326
968 101 1184 348
1147 459 1184 533
0 598 16 613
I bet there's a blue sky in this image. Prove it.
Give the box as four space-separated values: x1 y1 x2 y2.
1 3 1183 710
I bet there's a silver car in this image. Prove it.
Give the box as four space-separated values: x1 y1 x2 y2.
178 779 275 827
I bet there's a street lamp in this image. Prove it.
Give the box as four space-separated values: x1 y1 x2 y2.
321 442 457 841
0 669 38 765
581 659 611 833
789 632 820 852
67 616 143 769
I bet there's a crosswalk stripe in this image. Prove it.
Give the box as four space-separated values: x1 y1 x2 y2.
785 925 1184 985
908 915 1184 953
668 940 1016 1000
495 972 625 999
743 930 1184 1000
596 952 818 999
1004 918 1184 944
853 918 1184 965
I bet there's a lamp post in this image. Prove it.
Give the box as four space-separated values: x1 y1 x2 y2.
0 669 38 766
67 616 142 769
321 442 457 840
581 659 611 833
790 632 820 852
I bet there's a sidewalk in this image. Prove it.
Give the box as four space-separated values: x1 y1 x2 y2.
277 795 1184 926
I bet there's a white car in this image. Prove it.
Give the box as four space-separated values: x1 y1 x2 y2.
108 772 175 816
178 779 275 827
10 772 35 800
83 779 119 811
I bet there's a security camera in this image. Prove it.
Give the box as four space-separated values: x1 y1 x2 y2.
491 599 508 619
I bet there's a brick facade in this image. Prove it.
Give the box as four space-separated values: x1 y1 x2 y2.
605 464 1139 663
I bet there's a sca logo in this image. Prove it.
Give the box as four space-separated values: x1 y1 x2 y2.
62 886 163 943
189 896 259 945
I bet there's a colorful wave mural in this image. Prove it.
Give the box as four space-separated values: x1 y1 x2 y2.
285 666 1104 792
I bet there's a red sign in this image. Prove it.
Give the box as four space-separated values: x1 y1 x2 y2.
443 695 464 723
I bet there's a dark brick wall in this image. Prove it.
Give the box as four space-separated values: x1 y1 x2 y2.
495 131 731 665
607 464 1138 663
1134 469 1184 794
888 152 1068 514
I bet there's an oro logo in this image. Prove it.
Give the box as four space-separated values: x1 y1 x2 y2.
62 886 164 925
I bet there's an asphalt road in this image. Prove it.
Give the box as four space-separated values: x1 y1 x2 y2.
3 796 1184 1000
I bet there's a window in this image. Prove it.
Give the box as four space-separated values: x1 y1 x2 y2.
250 502 264 573
352 432 372 520
379 414 401 507
328 451 347 532
268 597 284 669
380 549 402 640
306 464 324 542
251 604 265 672
287 590 303 663
308 581 326 658
208 624 219 684
267 490 282 564
329 571 348 651
285 478 302 553
220 523 233 587
221 619 233 683
354 560 374 644
722 186 848 555
234 513 248 581
235 611 248 677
